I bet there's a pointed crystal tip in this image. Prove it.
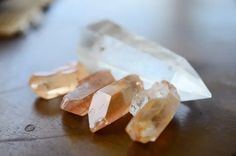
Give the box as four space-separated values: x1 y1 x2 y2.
88 74 144 133
60 70 115 116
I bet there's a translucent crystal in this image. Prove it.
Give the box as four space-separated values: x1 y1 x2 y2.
61 70 115 116
88 75 143 133
129 91 149 116
78 20 211 101
130 80 175 116
126 81 180 143
29 62 89 99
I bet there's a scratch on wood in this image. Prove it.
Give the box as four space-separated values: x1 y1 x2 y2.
0 135 67 143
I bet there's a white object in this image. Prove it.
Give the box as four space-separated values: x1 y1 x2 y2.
78 20 212 101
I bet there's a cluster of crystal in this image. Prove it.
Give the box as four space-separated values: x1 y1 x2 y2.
61 70 115 116
126 81 180 143
78 20 211 101
0 0 52 36
88 75 143 133
29 62 89 99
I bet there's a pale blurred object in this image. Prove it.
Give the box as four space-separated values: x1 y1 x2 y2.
0 0 53 37
29 62 90 99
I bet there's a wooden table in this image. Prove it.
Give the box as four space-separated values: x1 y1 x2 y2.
0 0 235 155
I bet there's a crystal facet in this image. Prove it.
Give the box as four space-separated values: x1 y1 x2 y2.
126 81 180 143
29 62 89 99
78 20 211 101
88 75 143 133
61 70 115 116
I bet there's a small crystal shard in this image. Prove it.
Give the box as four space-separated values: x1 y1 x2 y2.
29 62 89 99
61 70 115 116
126 81 180 143
88 75 143 133
78 20 211 101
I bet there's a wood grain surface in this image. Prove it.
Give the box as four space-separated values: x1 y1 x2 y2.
0 0 236 156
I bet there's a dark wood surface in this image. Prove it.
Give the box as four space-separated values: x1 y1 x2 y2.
0 0 236 155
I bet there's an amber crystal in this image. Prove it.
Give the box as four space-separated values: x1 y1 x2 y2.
29 62 89 99
126 81 180 143
88 74 143 133
61 70 115 116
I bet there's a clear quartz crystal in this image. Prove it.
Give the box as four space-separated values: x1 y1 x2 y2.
126 81 180 143
29 62 89 99
88 74 143 133
78 20 211 101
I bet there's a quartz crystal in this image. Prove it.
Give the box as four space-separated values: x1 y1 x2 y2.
88 75 143 133
126 81 180 143
61 70 115 116
78 20 211 101
29 62 89 99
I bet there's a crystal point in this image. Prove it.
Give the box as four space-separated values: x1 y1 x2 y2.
126 81 180 143
61 70 115 116
29 62 89 99
88 75 143 133
78 21 211 101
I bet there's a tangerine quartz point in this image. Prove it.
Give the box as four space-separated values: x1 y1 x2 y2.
126 80 180 143
88 74 144 133
61 70 115 116
29 62 89 99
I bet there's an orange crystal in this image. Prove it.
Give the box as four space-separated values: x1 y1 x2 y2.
61 70 115 116
126 81 180 143
29 62 89 99
88 74 143 133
